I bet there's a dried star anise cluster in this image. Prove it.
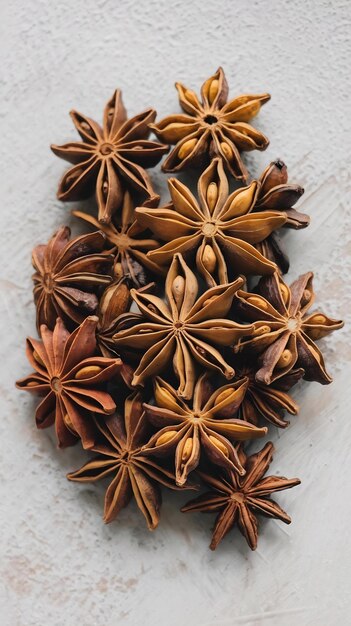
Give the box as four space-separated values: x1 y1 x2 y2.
17 69 343 551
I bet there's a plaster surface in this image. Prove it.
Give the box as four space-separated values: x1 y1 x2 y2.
0 1 350 625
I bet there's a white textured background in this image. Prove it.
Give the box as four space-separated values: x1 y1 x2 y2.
1 1 350 625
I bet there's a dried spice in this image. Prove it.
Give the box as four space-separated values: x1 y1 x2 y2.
182 442 300 550
67 392 182 529
32 226 113 331
136 158 287 286
234 272 344 384
74 190 165 288
142 375 267 486
233 354 304 428
114 253 254 399
151 67 270 180
16 317 121 448
254 159 309 273
16 68 344 554
51 90 168 223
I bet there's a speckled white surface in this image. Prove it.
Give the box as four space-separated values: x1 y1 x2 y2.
1 1 350 625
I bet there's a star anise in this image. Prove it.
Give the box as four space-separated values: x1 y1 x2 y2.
16 316 121 448
233 354 304 428
32 226 113 331
96 278 132 358
136 159 287 287
254 159 309 273
73 190 165 288
113 253 254 399
51 90 168 223
142 375 267 486
67 392 182 529
234 272 344 385
181 442 301 550
150 67 270 180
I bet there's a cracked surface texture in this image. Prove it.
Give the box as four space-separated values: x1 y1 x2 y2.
0 1 350 625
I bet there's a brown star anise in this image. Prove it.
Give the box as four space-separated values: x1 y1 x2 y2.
16 316 121 448
96 278 132 358
234 272 344 385
73 190 165 288
67 392 182 529
136 159 287 287
32 226 113 331
150 67 270 180
113 253 254 399
233 354 304 428
254 159 309 273
181 441 301 550
51 90 168 223
142 375 267 486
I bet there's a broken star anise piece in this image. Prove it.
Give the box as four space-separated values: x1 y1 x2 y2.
142 375 267 486
233 354 304 428
181 441 301 550
96 278 132 358
74 190 165 288
113 253 254 399
32 226 113 331
67 392 182 530
136 158 287 286
16 316 122 449
254 159 309 273
51 90 168 223
234 272 344 385
150 67 270 180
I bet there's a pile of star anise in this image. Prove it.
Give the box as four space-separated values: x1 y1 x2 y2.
17 69 343 551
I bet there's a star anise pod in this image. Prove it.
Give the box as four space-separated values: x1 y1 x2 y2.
51 90 168 223
16 316 122 448
113 253 254 399
181 442 301 550
150 67 270 180
234 272 344 385
233 354 304 428
136 159 287 287
142 375 267 486
254 159 309 273
96 278 132 358
73 190 165 288
32 226 113 331
67 392 182 529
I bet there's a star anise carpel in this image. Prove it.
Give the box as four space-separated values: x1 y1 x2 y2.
150 67 270 180
142 375 267 486
254 159 309 273
73 190 165 288
136 158 287 286
32 226 113 331
181 441 301 550
113 253 254 399
51 90 169 223
234 271 344 385
16 316 122 448
67 391 183 529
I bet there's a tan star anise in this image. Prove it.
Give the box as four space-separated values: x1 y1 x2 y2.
181 442 301 550
32 226 113 331
67 392 182 529
233 354 304 428
254 159 309 273
142 375 267 486
136 159 287 287
73 190 165 288
16 316 122 448
234 272 344 384
150 67 270 180
51 90 168 223
113 253 254 399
